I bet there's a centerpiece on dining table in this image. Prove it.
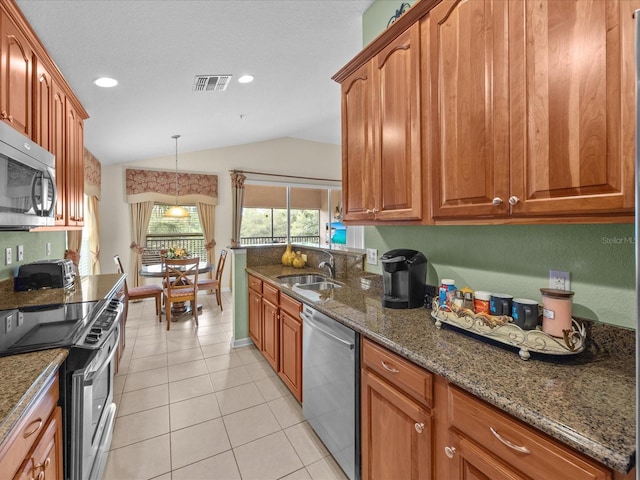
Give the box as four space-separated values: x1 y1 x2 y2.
165 246 190 259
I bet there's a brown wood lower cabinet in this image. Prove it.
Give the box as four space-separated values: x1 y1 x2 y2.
363 339 631 480
247 275 302 402
444 385 612 480
361 338 433 480
14 407 63 480
278 294 302 402
0 371 62 480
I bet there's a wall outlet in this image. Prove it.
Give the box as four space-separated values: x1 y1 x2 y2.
46 242 51 256
549 270 571 290
366 248 378 265
4 247 11 265
5 314 12 333
17 312 23 327
17 244 23 262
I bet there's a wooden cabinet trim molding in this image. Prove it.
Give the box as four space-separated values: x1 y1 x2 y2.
1 0 88 118
333 0 441 82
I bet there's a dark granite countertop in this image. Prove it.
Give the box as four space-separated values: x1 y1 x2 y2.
247 265 636 474
0 348 68 447
0 273 125 311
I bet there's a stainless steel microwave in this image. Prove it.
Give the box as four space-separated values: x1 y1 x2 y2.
0 121 56 230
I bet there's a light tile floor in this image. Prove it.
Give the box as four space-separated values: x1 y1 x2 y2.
104 292 348 480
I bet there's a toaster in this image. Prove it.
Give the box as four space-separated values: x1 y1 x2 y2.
14 259 76 291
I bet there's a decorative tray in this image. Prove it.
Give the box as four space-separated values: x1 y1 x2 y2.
430 299 586 360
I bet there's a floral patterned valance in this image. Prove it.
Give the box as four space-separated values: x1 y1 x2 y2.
84 149 101 199
125 168 218 205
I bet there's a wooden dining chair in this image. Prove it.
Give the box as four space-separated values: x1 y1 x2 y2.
114 255 163 322
197 249 227 311
163 257 200 330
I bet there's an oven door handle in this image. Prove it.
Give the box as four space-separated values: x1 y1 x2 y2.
85 324 120 385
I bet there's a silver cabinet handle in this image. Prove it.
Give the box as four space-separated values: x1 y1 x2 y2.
381 360 399 373
444 446 456 459
372 208 379 214
414 422 424 433
492 197 503 205
508 196 520 206
490 427 531 454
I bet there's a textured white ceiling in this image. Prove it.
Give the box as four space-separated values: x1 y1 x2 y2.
15 0 373 165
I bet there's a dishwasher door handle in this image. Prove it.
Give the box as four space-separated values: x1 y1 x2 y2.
301 313 355 350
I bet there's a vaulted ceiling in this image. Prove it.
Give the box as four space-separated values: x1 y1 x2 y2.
16 0 373 165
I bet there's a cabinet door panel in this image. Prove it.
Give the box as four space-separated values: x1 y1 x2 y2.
341 62 376 222
262 299 279 371
374 23 422 221
34 61 52 152
279 310 302 402
429 0 510 218
0 15 31 136
509 0 635 215
248 289 262 350
361 369 431 480
51 84 66 225
446 432 526 480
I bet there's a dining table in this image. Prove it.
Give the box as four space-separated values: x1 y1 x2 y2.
139 261 213 317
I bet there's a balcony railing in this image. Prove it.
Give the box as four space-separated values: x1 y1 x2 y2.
143 234 206 265
240 235 320 246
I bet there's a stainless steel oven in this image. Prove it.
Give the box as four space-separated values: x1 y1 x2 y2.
0 120 56 230
0 294 124 480
65 317 120 480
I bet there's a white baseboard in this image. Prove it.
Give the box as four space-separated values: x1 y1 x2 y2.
231 337 253 348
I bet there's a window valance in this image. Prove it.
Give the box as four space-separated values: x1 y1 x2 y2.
84 149 101 199
125 168 218 205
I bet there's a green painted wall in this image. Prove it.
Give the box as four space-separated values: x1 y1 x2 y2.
0 231 66 280
363 0 418 45
365 224 635 328
231 249 249 344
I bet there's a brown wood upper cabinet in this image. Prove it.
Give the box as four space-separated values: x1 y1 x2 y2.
1 0 87 229
429 0 636 221
337 22 424 224
0 9 31 136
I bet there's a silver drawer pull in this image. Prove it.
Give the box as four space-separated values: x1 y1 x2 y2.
414 422 424 433
490 427 531 454
23 418 43 438
381 360 399 373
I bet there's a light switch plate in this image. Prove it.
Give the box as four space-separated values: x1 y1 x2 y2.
46 242 51 256
4 247 11 265
17 245 23 262
366 248 378 265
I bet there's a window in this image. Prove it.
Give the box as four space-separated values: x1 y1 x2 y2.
240 184 352 248
145 204 206 261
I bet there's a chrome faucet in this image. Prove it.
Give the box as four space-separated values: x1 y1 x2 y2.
318 253 335 279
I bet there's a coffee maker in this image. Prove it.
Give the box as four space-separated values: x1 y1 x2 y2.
381 249 427 309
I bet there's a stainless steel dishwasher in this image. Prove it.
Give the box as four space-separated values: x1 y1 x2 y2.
301 304 360 480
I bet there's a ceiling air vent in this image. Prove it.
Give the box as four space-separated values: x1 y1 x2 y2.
193 74 232 92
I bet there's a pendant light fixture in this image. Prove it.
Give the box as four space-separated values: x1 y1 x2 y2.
164 134 190 218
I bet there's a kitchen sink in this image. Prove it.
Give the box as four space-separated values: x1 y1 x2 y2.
276 274 328 285
297 281 342 291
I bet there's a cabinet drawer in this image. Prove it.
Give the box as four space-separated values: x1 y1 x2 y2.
0 372 59 479
248 274 262 293
262 282 279 305
280 293 301 319
448 386 610 480
362 338 433 408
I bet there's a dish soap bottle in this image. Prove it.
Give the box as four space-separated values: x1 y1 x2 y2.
281 244 294 266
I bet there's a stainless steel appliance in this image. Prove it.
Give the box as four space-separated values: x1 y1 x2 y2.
380 249 427 309
301 304 360 480
0 120 56 230
0 294 124 480
14 259 76 291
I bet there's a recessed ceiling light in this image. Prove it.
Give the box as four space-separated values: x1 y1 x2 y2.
238 74 254 84
94 77 118 88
